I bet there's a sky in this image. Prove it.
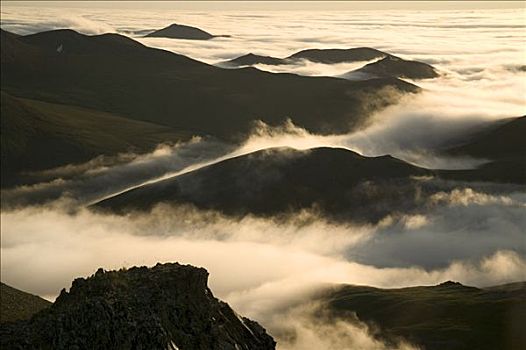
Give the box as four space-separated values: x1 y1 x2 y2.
2 1 525 11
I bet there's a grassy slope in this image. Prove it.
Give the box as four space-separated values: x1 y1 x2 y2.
439 116 526 184
0 283 51 323
95 139 524 219
321 281 526 350
447 116 526 160
355 55 439 79
1 29 418 140
1 91 191 187
95 147 430 221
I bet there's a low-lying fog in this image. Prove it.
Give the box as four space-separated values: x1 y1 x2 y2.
1 2 525 349
2 193 525 349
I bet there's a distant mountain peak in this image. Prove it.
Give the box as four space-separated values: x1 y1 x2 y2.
343 54 439 80
220 52 288 67
438 280 464 287
287 47 387 63
144 23 228 40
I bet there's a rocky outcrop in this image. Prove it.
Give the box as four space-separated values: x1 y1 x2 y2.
0 263 276 350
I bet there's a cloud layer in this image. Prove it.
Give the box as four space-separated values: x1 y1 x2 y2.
2 200 525 348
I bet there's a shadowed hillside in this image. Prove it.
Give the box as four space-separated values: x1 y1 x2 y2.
95 144 524 219
438 116 526 184
221 48 438 80
447 116 526 160
346 55 439 80
1 29 418 142
287 47 386 63
145 23 228 40
221 53 289 67
221 47 387 67
0 283 51 324
95 147 431 220
0 92 191 187
317 281 526 350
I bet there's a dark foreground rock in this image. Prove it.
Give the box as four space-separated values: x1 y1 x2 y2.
0 263 276 350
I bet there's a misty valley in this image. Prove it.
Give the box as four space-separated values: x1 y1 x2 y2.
0 1 525 350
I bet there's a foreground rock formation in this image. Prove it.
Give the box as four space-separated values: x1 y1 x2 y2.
0 263 276 350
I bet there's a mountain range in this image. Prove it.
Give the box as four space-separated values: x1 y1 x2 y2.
1 28 416 139
221 47 386 66
1 28 421 186
221 48 439 80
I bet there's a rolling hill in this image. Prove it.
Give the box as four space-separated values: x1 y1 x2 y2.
1 29 418 141
144 23 229 40
0 91 191 187
438 116 526 184
0 283 51 324
221 53 289 67
287 47 387 64
447 116 526 160
0 28 421 186
95 141 525 219
318 281 526 350
345 55 439 80
221 47 387 67
95 147 431 220
221 48 438 80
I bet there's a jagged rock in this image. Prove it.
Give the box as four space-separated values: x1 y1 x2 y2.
0 263 276 350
